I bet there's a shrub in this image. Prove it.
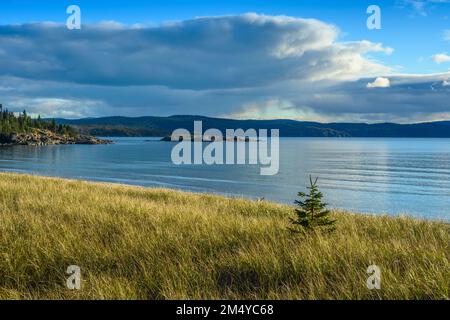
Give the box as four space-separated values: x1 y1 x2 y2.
290 176 336 232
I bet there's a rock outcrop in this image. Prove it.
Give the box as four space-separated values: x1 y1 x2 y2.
0 129 113 146
161 134 260 142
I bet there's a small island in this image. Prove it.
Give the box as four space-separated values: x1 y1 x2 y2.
161 134 260 142
0 104 112 146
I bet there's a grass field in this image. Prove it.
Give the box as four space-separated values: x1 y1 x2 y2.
0 173 448 299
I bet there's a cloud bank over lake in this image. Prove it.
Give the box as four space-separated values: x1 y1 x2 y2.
1 13 450 122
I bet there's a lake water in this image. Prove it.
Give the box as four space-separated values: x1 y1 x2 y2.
0 137 449 221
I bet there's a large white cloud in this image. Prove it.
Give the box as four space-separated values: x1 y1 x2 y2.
0 14 392 90
0 13 449 123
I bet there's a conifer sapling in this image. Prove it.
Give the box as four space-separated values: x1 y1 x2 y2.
290 176 336 232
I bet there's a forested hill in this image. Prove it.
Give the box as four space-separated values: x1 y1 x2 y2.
0 105 110 145
54 115 450 138
0 104 76 137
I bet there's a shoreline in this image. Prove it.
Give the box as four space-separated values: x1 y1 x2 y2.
0 172 448 299
0 171 448 223
0 129 113 146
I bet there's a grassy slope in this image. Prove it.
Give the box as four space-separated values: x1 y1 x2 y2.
0 173 448 300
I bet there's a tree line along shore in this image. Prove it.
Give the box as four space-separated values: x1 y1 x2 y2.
0 105 111 145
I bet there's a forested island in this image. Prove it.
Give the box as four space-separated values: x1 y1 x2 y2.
0 104 111 146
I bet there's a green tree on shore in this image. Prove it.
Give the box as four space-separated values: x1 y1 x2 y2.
290 176 336 233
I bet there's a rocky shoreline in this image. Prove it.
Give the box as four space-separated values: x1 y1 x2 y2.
0 129 113 146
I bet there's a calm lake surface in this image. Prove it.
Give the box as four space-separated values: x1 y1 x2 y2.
1 137 449 221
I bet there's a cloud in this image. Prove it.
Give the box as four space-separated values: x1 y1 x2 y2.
224 72 450 123
0 14 450 123
6 97 107 118
367 77 391 88
401 0 450 16
224 98 306 120
443 29 450 40
0 14 392 90
404 1 428 15
3 69 450 123
432 53 450 63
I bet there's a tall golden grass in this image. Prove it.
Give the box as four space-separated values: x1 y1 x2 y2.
0 173 448 299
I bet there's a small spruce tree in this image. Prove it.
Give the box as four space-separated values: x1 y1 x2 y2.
290 176 336 233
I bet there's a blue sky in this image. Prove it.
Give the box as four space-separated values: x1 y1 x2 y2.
1 0 450 122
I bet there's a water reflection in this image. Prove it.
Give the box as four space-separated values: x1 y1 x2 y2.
0 137 449 220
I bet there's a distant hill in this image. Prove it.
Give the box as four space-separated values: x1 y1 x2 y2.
54 115 450 138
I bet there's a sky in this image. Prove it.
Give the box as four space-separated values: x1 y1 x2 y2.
0 0 450 122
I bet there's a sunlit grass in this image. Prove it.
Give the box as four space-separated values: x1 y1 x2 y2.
0 173 448 299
